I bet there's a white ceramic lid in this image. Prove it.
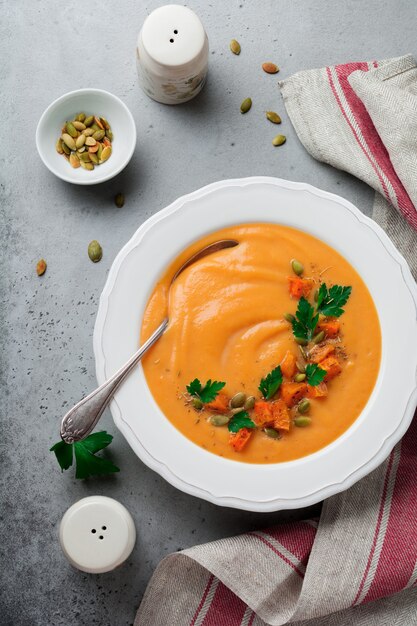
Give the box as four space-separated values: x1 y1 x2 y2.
59 496 136 573
141 5 206 68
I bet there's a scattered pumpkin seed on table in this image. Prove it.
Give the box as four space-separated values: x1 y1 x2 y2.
88 240 103 263
230 39 241 55
266 111 282 124
36 259 47 276
240 97 252 114
262 62 279 74
272 134 286 147
55 112 113 170
115 193 125 208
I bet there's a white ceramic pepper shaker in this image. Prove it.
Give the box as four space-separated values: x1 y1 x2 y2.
136 4 209 104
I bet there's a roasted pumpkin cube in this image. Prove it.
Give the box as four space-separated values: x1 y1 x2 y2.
317 319 340 338
309 343 335 364
280 382 308 407
272 399 291 431
205 393 229 413
319 356 342 381
229 428 253 452
307 382 328 399
287 276 314 299
280 350 297 379
253 401 273 427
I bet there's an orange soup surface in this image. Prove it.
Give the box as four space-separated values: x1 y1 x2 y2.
141 224 381 463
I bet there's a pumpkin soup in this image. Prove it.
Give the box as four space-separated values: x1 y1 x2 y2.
141 223 381 463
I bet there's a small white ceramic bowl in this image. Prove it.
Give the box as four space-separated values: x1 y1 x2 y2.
36 89 136 185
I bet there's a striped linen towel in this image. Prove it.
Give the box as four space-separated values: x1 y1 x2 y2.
135 56 417 625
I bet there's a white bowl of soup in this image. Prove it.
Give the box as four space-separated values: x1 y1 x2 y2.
94 177 417 511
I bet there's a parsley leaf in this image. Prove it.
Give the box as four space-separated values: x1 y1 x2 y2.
228 411 256 433
259 365 283 400
305 363 327 386
50 440 73 471
186 378 226 403
291 297 319 341
316 283 352 317
50 431 120 479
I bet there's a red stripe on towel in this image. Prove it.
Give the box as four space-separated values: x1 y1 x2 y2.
263 522 316 565
352 448 397 605
190 574 215 625
363 414 417 602
251 532 305 578
201 582 247 626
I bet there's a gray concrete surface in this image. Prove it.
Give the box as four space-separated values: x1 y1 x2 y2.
1 1 416 624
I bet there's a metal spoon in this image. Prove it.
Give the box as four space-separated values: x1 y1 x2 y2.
60 239 238 443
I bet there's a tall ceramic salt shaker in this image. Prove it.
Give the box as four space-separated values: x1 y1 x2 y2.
136 5 209 104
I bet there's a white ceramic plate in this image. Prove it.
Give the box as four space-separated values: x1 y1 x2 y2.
94 177 417 511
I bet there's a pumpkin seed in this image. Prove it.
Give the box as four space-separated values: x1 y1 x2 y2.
89 152 99 164
296 361 306 373
69 152 80 168
75 134 86 149
88 240 102 262
85 136 97 146
192 398 203 410
262 62 279 74
291 259 304 276
299 345 308 360
79 152 91 162
297 399 310 414
230 407 246 415
244 395 256 410
230 39 241 55
61 133 76 151
73 121 86 131
105 129 113 141
264 428 281 439
88 144 99 153
272 134 286 147
295 336 308 346
100 117 110 130
294 373 306 382
230 392 246 408
84 115 94 127
240 97 252 114
61 141 70 155
312 331 325 344
97 143 103 160
100 146 112 162
65 122 78 138
210 414 230 427
314 289 319 302
115 193 125 208
284 313 295 323
83 127 94 136
93 130 105 141
266 111 282 124
36 259 47 276
294 417 311 427
77 146 86 154
91 123 100 132
80 160 94 170
76 112 86 122
55 138 63 154
94 116 104 129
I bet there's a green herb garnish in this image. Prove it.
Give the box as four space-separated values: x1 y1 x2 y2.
291 297 319 342
305 363 327 386
316 283 352 317
186 378 226 403
228 411 256 433
50 431 120 479
259 365 283 400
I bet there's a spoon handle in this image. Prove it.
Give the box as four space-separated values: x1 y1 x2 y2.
60 318 168 444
